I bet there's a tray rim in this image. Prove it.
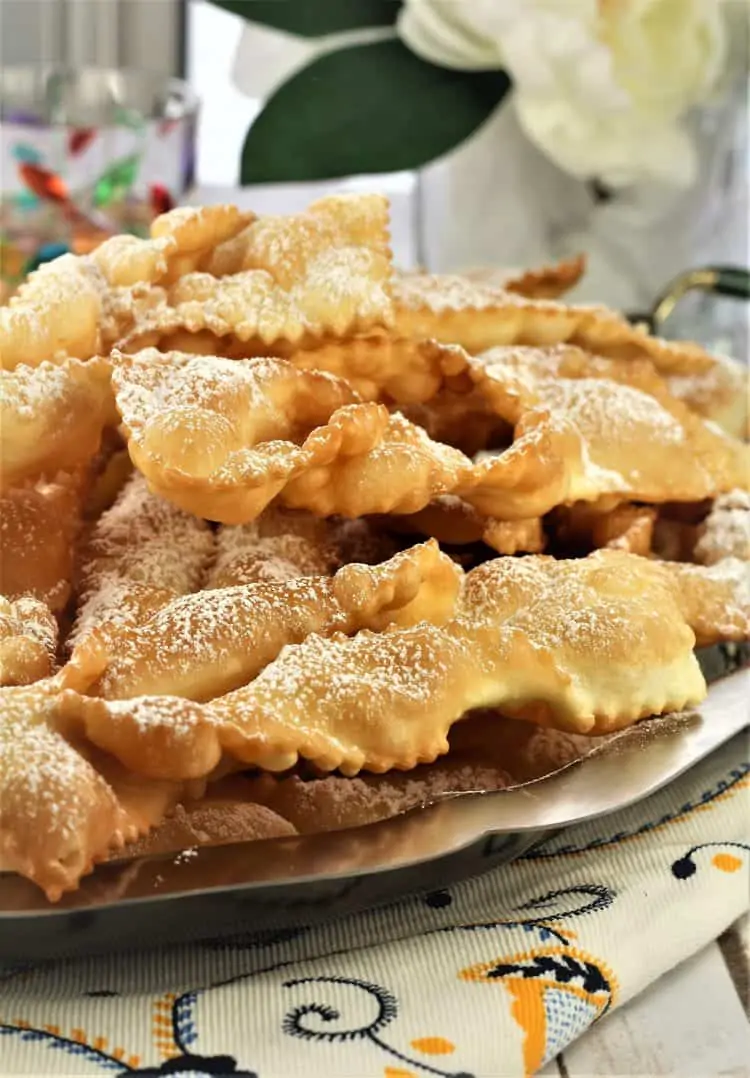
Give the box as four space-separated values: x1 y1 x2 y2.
1 666 747 921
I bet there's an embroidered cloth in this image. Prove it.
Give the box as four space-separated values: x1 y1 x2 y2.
1 734 748 1077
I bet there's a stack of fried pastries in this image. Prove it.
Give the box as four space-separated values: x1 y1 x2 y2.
1 195 749 901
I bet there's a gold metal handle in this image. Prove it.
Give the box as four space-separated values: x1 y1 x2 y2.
650 265 750 333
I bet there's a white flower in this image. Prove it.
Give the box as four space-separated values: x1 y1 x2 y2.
398 0 738 187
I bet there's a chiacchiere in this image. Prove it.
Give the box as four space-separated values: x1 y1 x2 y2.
0 195 748 901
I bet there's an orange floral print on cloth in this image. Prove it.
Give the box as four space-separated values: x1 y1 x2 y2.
461 946 617 1075
0 734 747 1077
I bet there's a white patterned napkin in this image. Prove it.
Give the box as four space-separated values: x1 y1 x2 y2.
1 732 748 1078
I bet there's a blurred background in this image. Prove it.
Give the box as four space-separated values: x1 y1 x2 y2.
1 0 748 350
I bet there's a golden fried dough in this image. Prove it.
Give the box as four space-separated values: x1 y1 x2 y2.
0 357 114 490
0 680 193 898
284 342 746 519
69 540 461 709
0 254 103 369
288 335 466 404
208 507 395 588
92 204 254 288
0 681 127 897
98 280 170 354
552 502 657 557
392 274 747 436
402 387 513 455
0 597 57 687
95 550 709 781
202 550 705 773
0 479 82 611
461 346 749 518
694 490 750 566
666 558 750 645
279 411 475 518
462 254 586 300
3 193 749 903
113 349 475 523
666 352 748 438
67 473 214 679
121 195 393 351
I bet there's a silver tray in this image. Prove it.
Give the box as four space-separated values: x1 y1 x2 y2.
0 665 747 961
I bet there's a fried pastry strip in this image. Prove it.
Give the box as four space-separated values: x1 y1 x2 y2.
67 540 460 716
99 280 170 354
67 473 214 682
121 195 393 351
288 336 466 404
114 343 745 526
694 491 750 566
208 507 395 588
461 253 586 300
667 352 748 439
0 680 193 899
0 478 82 611
81 550 718 781
199 550 708 773
113 349 474 523
0 597 57 687
278 411 475 518
387 496 545 555
460 347 749 518
0 682 128 897
91 204 254 288
200 193 392 338
0 254 103 369
0 356 114 490
392 274 747 436
288 342 745 512
666 558 750 646
92 206 255 351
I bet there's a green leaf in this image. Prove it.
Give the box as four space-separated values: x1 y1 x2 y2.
240 39 510 183
205 0 402 37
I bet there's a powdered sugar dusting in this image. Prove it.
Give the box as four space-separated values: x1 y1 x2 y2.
0 687 117 865
1 253 103 367
113 349 286 431
105 694 216 737
0 597 57 684
95 576 358 700
208 509 394 588
81 473 213 593
701 556 750 610
157 195 393 343
219 622 463 773
72 473 214 645
542 378 685 446
393 273 607 317
0 362 75 420
695 490 750 566
460 552 673 663
263 761 511 833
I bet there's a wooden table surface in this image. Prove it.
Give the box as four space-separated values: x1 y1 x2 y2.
540 916 749 1077
191 181 749 1077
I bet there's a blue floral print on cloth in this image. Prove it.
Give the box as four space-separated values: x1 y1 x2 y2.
0 733 747 1078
